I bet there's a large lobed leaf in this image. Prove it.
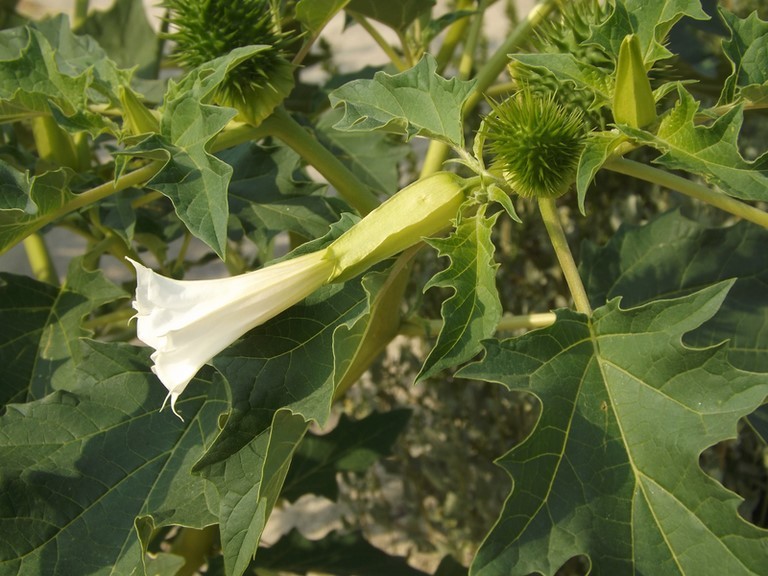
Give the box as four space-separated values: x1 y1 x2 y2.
581 210 768 373
0 15 127 133
619 86 768 202
0 166 75 255
0 340 226 575
0 259 126 405
328 54 475 147
458 283 768 575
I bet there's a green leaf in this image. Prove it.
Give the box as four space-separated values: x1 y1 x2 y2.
747 405 768 444
225 143 344 253
619 86 768 201
418 208 501 381
315 106 410 195
581 210 768 373
0 165 76 255
252 528 431 575
328 54 476 147
346 0 435 31
193 271 376 574
510 53 612 105
124 47 272 258
78 0 158 78
719 9 768 105
200 410 308 576
588 0 708 66
282 409 411 501
0 15 127 133
0 340 226 575
575 130 625 212
296 0 351 35
458 283 768 575
0 259 127 405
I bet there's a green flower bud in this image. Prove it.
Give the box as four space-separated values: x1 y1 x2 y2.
482 92 586 199
163 0 295 125
613 34 657 128
119 86 160 136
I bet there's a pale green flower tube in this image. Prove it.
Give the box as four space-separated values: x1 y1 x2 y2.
130 172 467 417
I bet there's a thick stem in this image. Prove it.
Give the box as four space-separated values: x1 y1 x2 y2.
604 157 768 228
23 233 58 285
262 108 380 214
538 198 592 315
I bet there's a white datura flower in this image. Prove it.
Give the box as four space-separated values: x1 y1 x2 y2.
128 252 335 418
129 171 469 418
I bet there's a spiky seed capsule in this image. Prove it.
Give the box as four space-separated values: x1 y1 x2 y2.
163 0 295 125
482 92 586 199
513 0 612 129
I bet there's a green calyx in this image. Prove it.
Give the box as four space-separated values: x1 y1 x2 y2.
164 0 295 125
482 92 586 199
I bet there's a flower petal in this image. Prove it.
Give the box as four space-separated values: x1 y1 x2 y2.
128 252 334 417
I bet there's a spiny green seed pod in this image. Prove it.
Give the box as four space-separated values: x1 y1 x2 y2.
164 0 295 126
482 92 586 199
512 0 611 130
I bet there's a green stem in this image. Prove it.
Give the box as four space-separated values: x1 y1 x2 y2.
348 11 408 71
463 0 558 115
73 0 89 29
435 0 474 72
400 311 556 337
262 108 380 214
604 157 768 229
538 197 592 315
458 0 491 79
397 29 414 68
23 233 58 285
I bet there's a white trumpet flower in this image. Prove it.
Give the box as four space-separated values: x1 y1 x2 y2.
128 252 335 418
129 171 469 418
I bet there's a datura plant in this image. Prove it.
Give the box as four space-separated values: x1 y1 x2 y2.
1 1 768 575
